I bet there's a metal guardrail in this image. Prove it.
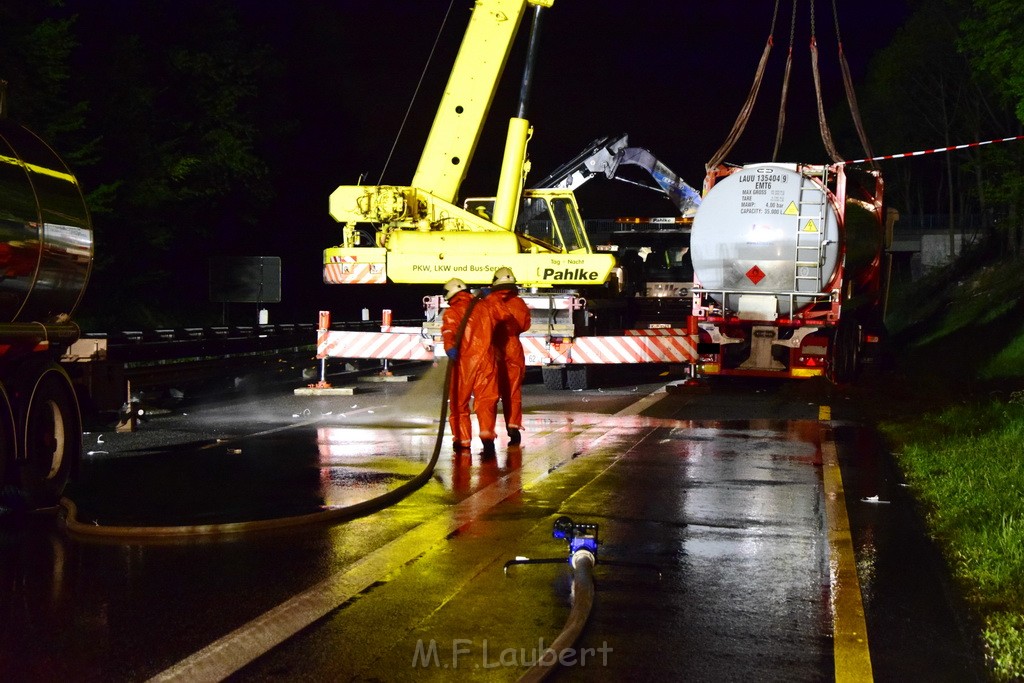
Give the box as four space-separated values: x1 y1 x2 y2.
72 320 426 357
64 320 426 414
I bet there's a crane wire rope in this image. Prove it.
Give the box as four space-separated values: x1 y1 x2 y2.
58 296 485 540
710 0 876 168
771 0 798 162
705 0 781 171
376 0 458 185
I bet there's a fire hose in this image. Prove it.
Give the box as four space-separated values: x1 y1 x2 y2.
506 516 600 682
517 548 596 683
59 366 450 538
506 516 660 681
57 293 485 540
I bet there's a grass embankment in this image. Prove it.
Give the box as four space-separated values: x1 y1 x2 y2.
880 256 1024 680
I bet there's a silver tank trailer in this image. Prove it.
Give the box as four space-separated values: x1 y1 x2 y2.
0 117 92 510
0 118 93 324
690 163 881 317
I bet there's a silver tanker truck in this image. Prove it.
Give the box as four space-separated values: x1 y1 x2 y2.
690 162 896 383
0 115 92 510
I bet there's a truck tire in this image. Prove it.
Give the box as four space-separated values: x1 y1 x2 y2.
828 320 860 385
542 366 566 390
566 365 590 391
18 365 81 508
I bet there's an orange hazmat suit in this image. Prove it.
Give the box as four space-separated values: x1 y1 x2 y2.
441 290 501 449
487 287 531 433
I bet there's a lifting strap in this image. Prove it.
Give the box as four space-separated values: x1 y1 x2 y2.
809 1 842 163
705 0 781 172
772 0 798 161
710 0 878 169
831 0 876 167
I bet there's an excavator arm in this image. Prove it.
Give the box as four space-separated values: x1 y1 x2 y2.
531 134 702 216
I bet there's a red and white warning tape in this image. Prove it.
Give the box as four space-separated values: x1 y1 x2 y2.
844 135 1024 165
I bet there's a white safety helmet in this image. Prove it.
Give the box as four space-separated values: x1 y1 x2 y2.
492 267 516 287
443 278 468 301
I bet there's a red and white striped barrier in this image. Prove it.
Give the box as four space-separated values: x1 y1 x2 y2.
317 328 434 361
317 328 697 366
522 337 569 365
844 135 1024 165
568 334 697 364
323 255 386 284
521 331 696 365
315 299 698 368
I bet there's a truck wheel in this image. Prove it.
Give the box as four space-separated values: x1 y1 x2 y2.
18 365 81 508
829 320 860 384
566 365 590 391
542 366 566 390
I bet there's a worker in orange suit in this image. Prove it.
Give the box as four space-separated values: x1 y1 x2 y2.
486 267 531 446
441 278 501 456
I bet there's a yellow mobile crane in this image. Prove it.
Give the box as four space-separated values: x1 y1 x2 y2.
324 0 615 287
316 0 699 390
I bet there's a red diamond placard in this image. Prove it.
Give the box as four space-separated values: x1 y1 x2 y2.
746 265 766 285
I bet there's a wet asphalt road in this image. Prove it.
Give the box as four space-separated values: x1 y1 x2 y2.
0 365 986 681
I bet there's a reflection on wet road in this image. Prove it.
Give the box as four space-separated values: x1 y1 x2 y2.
0 373 984 681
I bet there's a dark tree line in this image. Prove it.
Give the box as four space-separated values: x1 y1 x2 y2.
2 0 292 328
3 0 1024 329
836 0 1024 259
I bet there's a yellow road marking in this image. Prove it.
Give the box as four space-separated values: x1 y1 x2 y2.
820 412 873 682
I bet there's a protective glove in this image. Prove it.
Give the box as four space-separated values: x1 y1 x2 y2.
446 348 458 361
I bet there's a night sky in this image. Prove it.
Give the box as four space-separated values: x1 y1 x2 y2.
65 1 912 323
296 1 911 193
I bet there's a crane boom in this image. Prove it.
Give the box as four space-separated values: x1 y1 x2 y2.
411 0 534 203
325 0 615 288
314 5 705 389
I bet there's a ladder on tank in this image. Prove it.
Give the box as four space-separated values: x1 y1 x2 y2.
793 166 828 293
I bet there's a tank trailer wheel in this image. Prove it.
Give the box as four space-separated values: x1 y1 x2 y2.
829 320 860 384
18 365 82 508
